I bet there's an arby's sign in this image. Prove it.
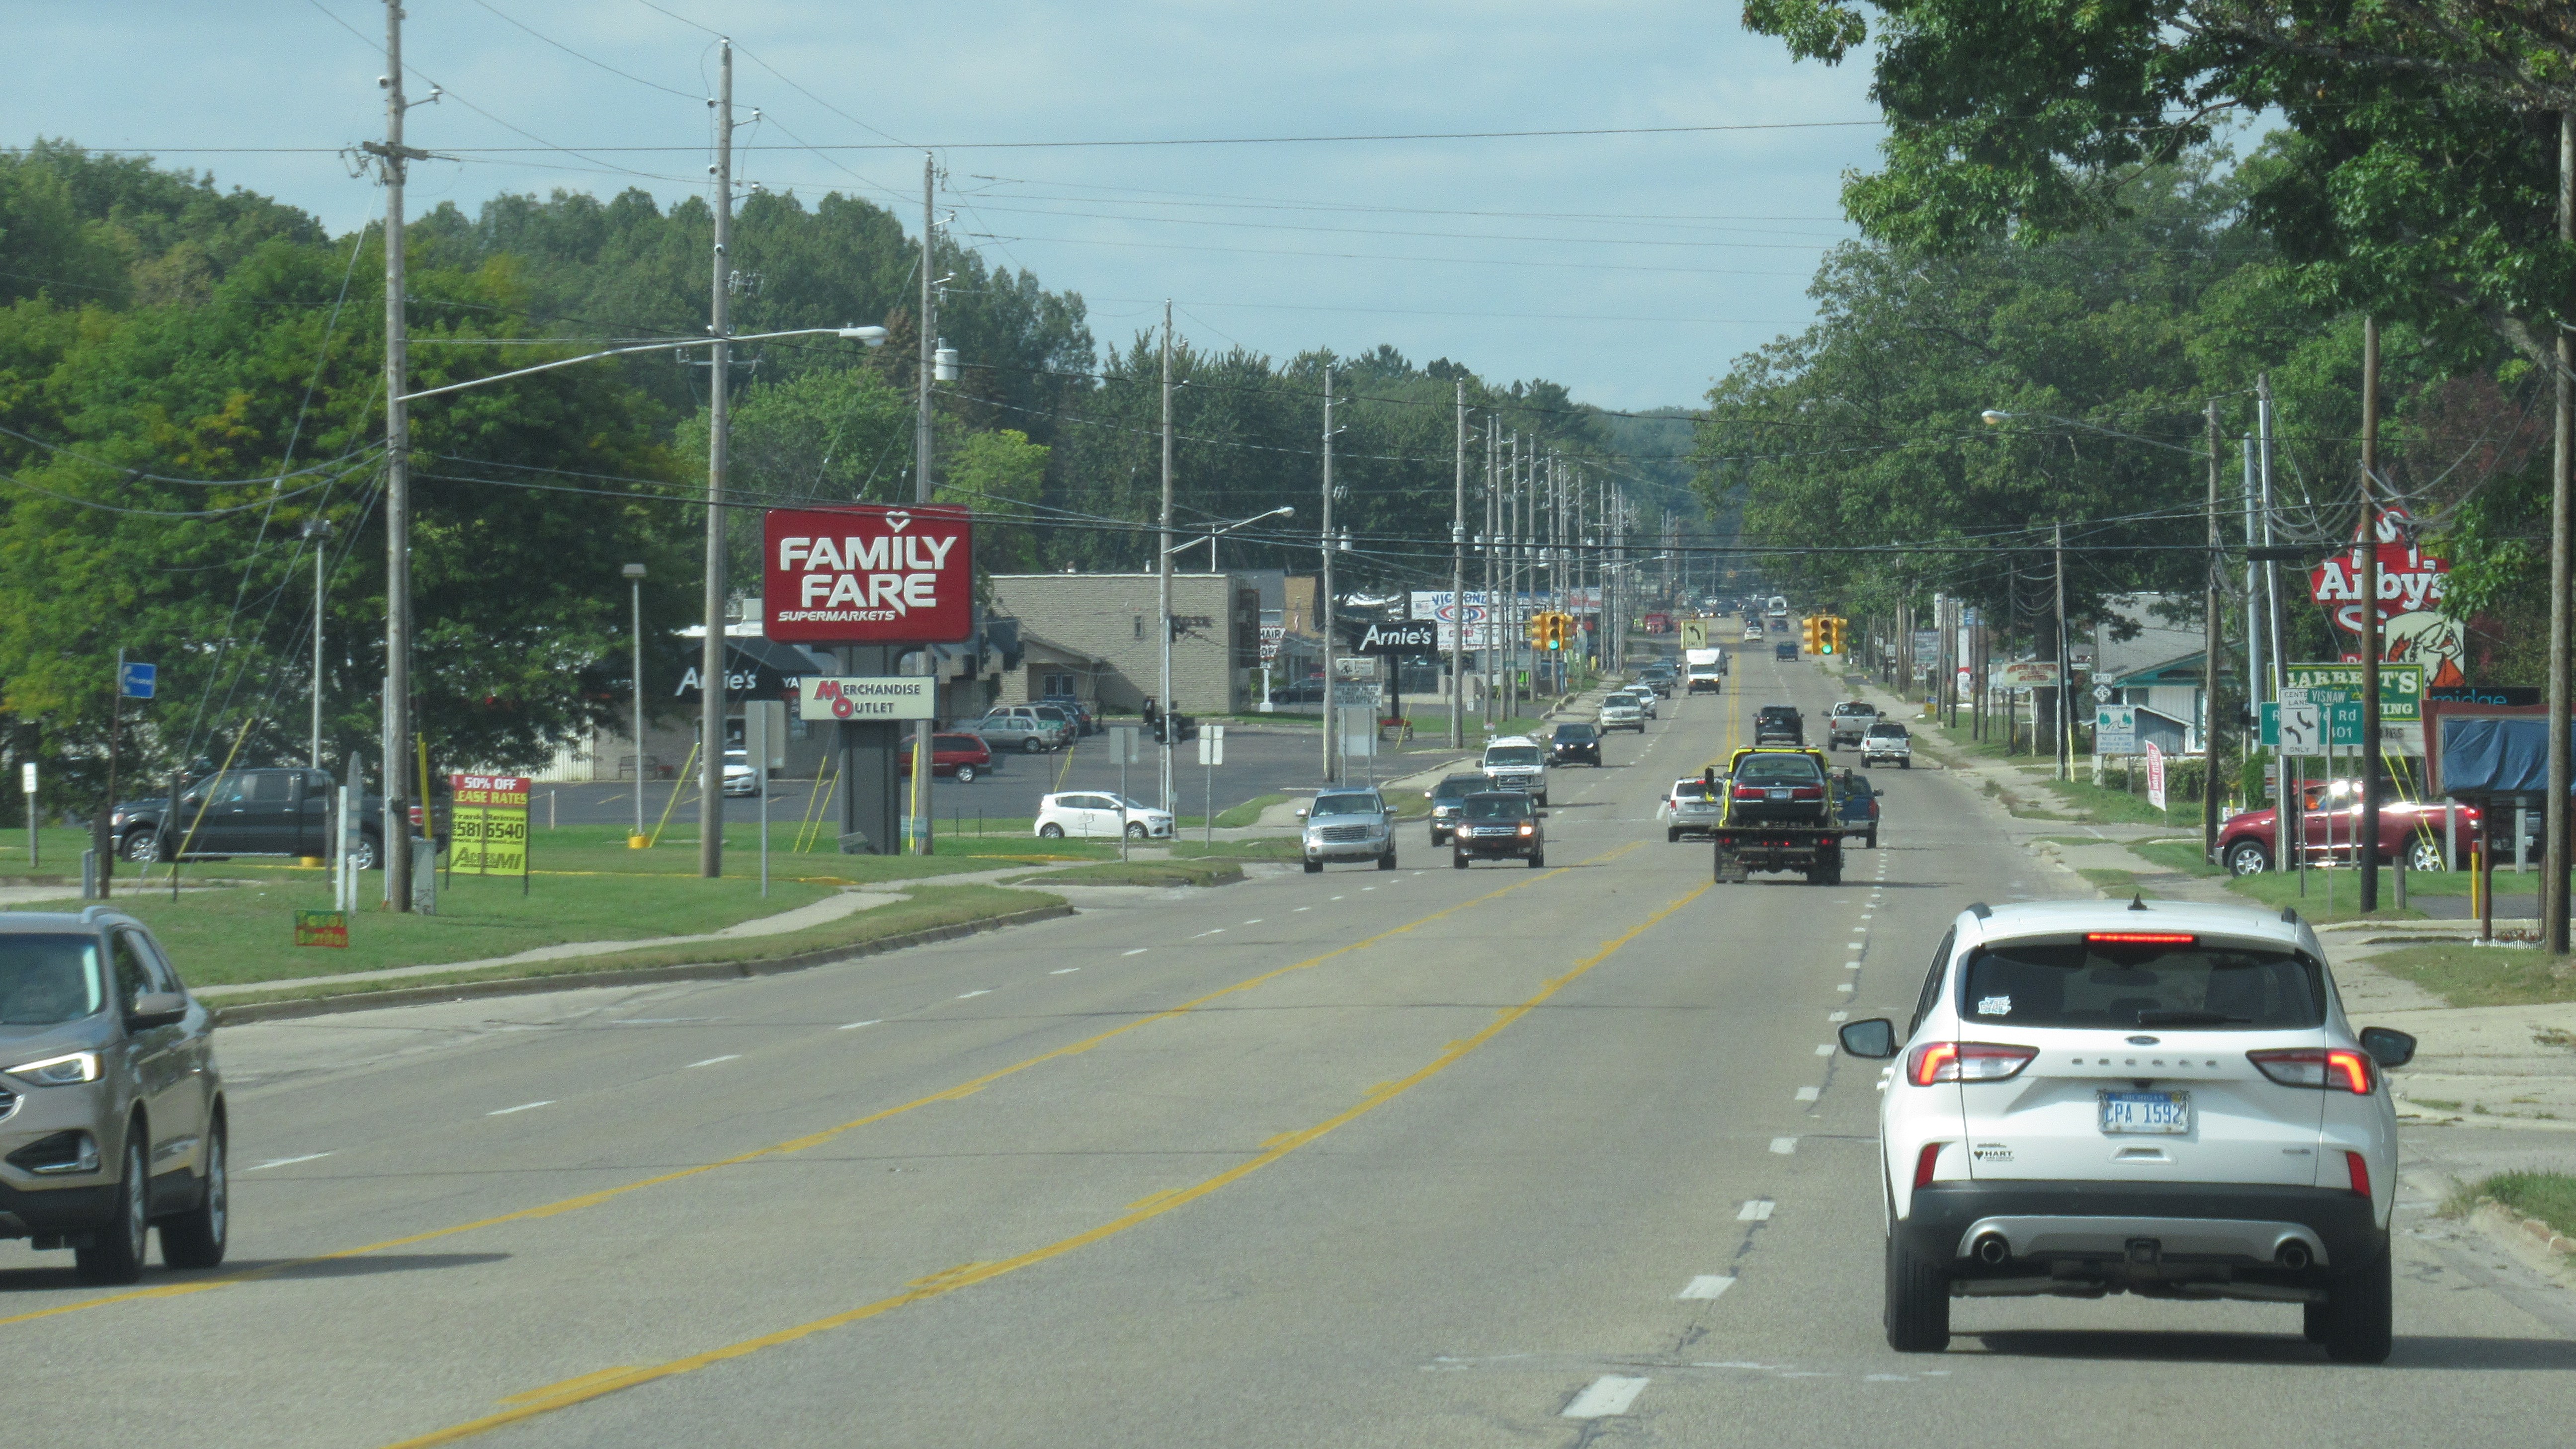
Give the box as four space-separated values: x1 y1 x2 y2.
761 504 974 644
2307 504 2465 686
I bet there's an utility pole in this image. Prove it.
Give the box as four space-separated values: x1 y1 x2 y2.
696 38 734 882
1159 302 1176 810
2359 316 2382 912
1450 380 1466 747
2204 398 2225 860
1319 365 1336 784
911 151 936 854
2243 432 2262 710
306 519 331 768
1482 420 1497 729
367 0 430 910
2257 373 2284 698
2054 521 2070 781
2546 109 2574 955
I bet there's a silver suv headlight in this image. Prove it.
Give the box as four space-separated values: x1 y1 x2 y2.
6 1051 101 1086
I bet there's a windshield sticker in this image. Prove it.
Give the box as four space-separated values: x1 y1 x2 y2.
1977 995 2012 1016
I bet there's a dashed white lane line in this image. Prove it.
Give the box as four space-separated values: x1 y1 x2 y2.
838 1020 880 1030
1828 1010 1848 1022
1192 929 1226 939
488 1101 553 1116
1123 948 1149 956
685 1054 740 1069
1813 1044 1833 1055
1844 960 1861 969
1737 1199 1776 1221
1050 967 1080 975
1562 1375 1650 1419
1293 906 1312 912
247 1153 332 1171
1795 1086 1821 1103
1331 895 1344 900
1836 983 1854 993
956 989 993 999
1244 919 1262 925
1770 1136 1799 1154
1678 1275 1736 1300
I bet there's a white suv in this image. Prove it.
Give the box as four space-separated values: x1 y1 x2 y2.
1837 898 2412 1362
1480 737 1549 805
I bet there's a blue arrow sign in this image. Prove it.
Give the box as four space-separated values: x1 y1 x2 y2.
118 661 156 700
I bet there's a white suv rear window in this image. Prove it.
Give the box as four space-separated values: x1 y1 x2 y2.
1963 940 2324 1030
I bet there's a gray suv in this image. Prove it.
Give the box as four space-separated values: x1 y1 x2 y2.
970 706 1070 753
0 909 227 1283
1300 789 1397 872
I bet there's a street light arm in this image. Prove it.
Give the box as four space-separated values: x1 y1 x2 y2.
1161 504 1295 556
399 326 888 404
1980 407 2204 457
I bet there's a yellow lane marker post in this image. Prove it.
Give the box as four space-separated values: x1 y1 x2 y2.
386 877 1711 1448
0 843 1635 1332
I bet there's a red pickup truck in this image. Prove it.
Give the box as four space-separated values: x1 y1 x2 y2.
2213 780 2477 876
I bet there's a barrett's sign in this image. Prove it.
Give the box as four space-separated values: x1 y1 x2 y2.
763 504 973 644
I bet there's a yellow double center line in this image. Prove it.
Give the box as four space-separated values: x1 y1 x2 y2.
388 873 1710 1448
0 842 1637 1331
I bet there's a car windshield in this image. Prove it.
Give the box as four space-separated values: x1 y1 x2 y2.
1462 795 1531 821
1734 754 1824 785
1555 725 1598 740
1431 776 1484 801
0 934 106 1025
1485 747 1542 768
1963 939 2325 1029
1311 793 1379 817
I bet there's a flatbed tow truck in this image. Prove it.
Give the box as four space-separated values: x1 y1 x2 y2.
1710 745 1844 885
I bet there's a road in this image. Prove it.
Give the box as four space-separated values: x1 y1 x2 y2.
8 642 2575 1447
533 722 1351 834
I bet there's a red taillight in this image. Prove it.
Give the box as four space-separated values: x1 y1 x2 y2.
1789 786 1824 801
2085 931 2197 944
2247 1047 2374 1094
1914 1141 1945 1189
1732 787 1763 801
2344 1150 2371 1198
1905 1041 2036 1086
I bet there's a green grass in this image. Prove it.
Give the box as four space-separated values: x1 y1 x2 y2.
2475 1171 2576 1239
1008 860 1244 888
202 884 1060 1005
2362 943 2576 1008
1212 793 1289 829
2130 840 2228 879
1173 838 1304 862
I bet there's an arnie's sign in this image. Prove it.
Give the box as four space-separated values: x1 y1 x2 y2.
762 504 973 644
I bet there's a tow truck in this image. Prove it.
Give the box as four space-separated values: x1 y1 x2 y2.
1711 745 1844 885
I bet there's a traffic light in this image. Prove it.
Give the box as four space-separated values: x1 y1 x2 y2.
1820 617 1843 655
1526 613 1546 646
1801 616 1822 654
1543 612 1566 650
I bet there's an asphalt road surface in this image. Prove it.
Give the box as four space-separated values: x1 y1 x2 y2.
10 644 2574 1447
535 723 1360 834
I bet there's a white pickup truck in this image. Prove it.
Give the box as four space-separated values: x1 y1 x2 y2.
1859 720 1912 769
1826 700 1880 749
1683 647 1726 694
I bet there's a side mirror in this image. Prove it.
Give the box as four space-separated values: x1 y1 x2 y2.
1294 808 1309 819
1423 791 1434 799
127 990 189 1032
1838 1018 1899 1059
1874 788 1886 797
2359 1026 2416 1069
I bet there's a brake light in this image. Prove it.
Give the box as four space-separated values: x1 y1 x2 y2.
2085 931 2197 944
1789 786 1824 801
1733 787 1763 801
2344 1150 2371 1198
1914 1141 1945 1188
1905 1042 2036 1086
2246 1047 2374 1094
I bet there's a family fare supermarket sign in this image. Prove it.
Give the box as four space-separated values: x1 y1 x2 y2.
448 773 531 879
762 504 974 644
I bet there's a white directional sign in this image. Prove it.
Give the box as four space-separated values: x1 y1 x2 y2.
1197 724 1226 766
2277 702 2323 753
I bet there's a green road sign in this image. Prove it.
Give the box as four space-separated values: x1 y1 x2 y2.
2260 701 2364 751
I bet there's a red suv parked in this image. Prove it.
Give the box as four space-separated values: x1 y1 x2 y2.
901 732 993 783
2213 779 2475 877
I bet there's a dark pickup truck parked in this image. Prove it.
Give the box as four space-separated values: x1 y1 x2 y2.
111 767 446 868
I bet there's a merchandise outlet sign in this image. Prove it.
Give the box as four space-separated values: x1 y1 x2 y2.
800 677 937 721
762 505 974 644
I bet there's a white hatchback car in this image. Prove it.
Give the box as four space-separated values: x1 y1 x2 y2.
1838 898 2412 1362
1034 792 1172 840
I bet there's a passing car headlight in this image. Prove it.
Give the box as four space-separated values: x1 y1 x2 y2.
6 1051 101 1086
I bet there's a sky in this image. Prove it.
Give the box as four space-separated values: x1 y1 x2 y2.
4 0 1884 412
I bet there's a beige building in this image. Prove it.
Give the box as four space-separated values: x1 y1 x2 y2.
987 572 1261 715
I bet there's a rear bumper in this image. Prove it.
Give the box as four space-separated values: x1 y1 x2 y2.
1902 1180 2384 1272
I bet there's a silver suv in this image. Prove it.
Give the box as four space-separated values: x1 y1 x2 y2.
1300 789 1397 872
970 706 1069 753
0 908 228 1283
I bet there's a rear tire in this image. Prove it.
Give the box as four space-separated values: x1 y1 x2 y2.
2314 1248 2394 1364
1039 823 1066 839
2226 840 2271 877
1667 828 1680 843
1021 737 1044 753
1883 1228 1951 1353
1866 828 1879 850
76 1133 151 1287
1303 859 1323 874
2406 838 2444 874
121 830 163 865
1901 759 1911 769
160 1116 227 1270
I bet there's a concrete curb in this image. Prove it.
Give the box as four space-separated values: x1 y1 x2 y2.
208 902 1077 1027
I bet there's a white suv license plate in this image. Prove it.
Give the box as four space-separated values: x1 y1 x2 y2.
2098 1089 2191 1134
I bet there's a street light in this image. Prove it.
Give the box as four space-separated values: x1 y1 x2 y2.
623 562 647 848
388 324 887 885
1981 407 2203 456
1158 505 1294 760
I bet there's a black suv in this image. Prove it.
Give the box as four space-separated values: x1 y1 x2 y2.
1549 723 1602 766
111 767 445 870
1450 792 1545 868
1424 772 1489 846
1754 706 1805 745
